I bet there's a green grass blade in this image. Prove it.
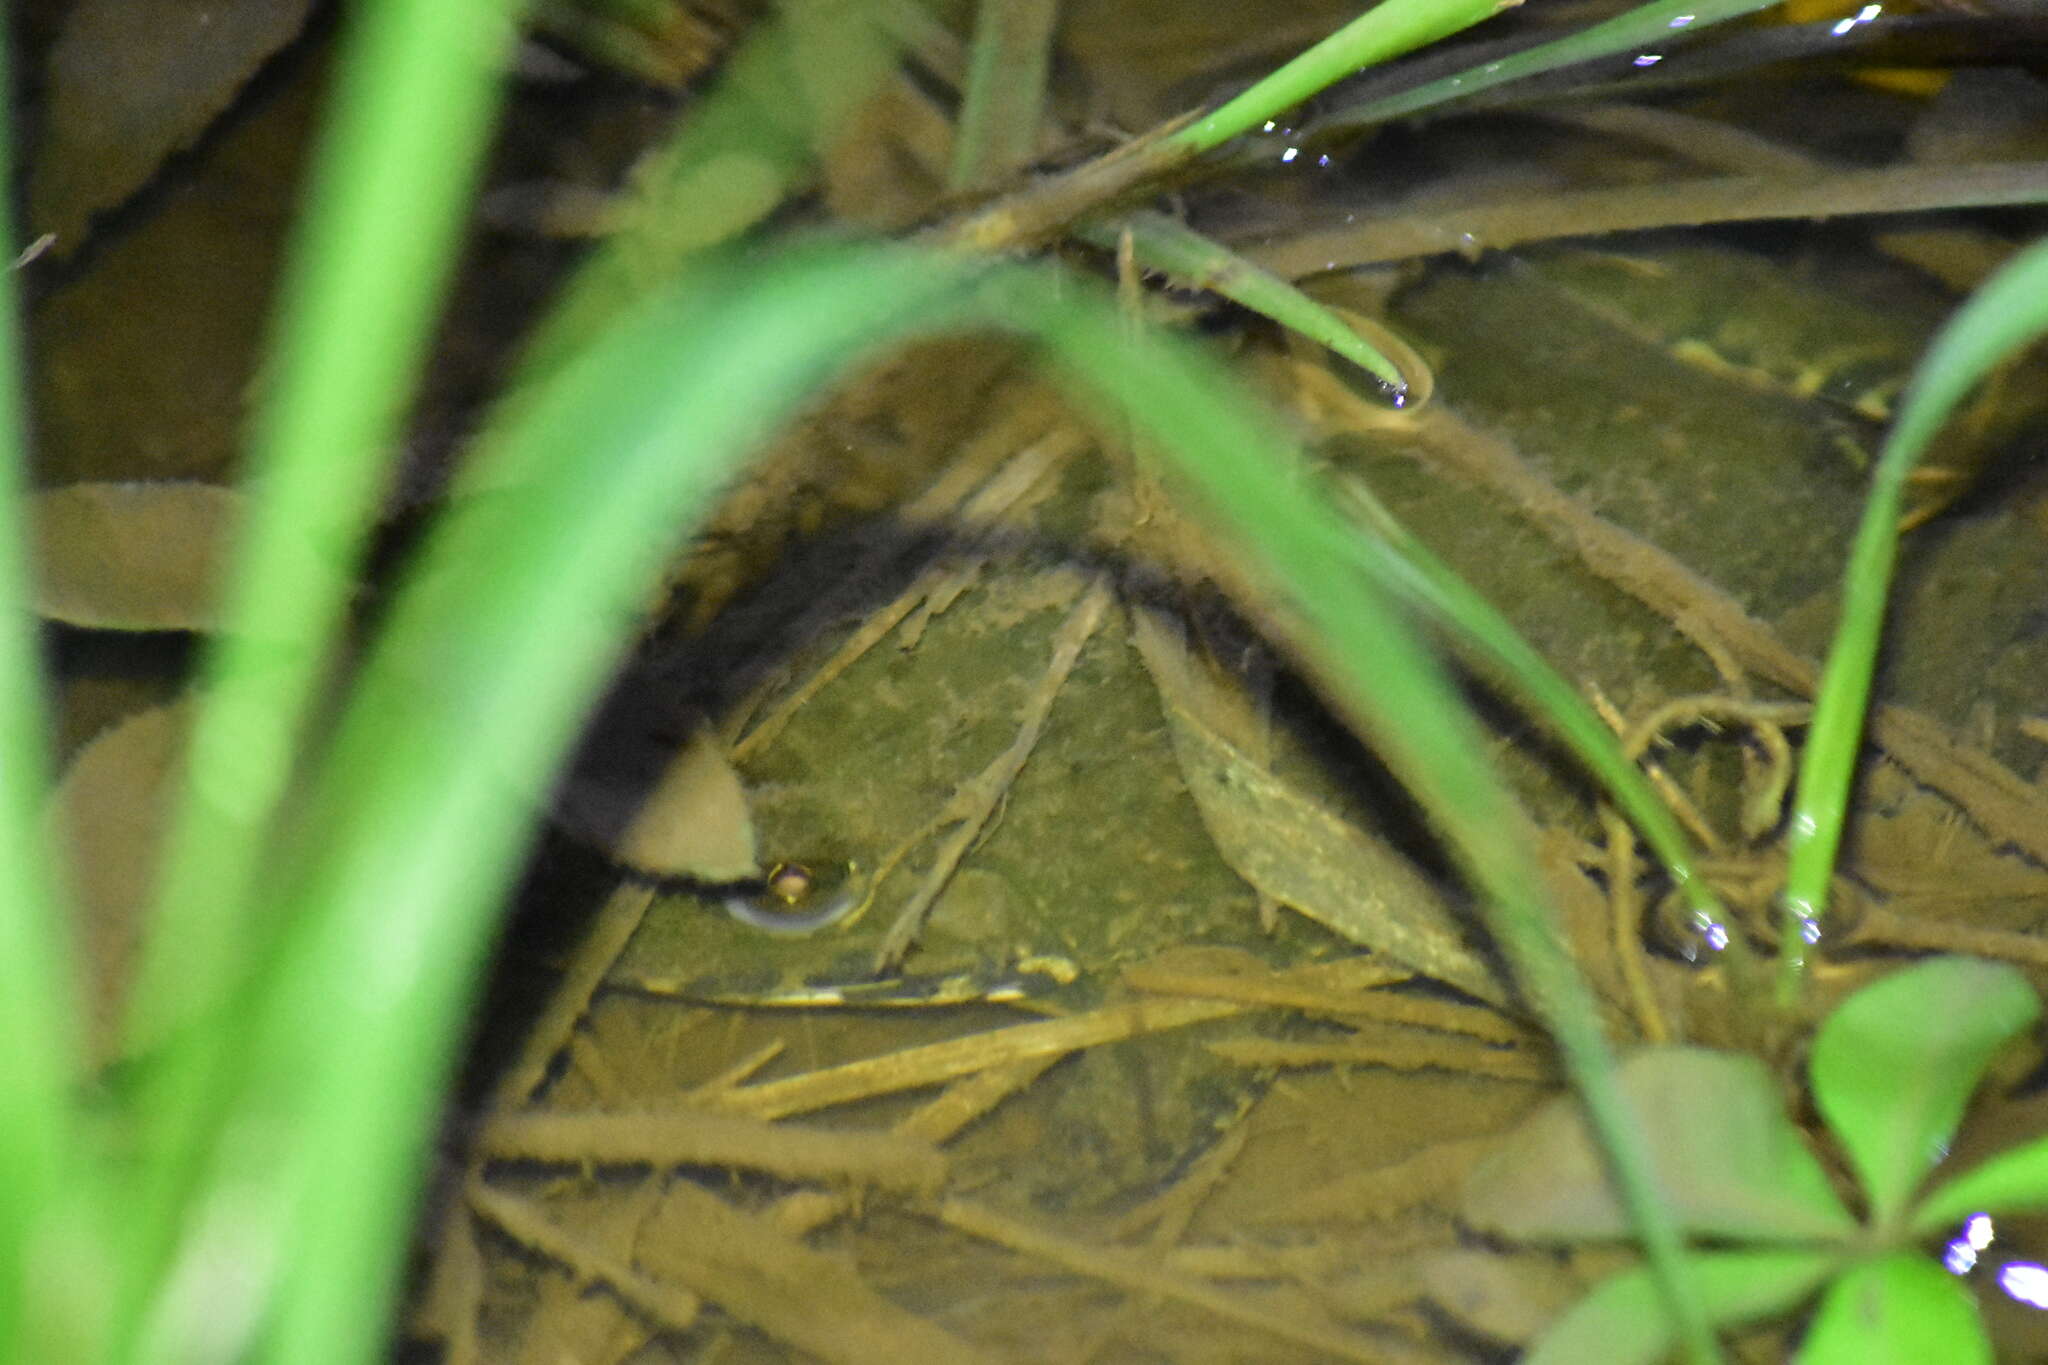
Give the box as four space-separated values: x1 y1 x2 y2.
520 2 900 382
1809 958 2039 1235
1780 237 2048 993
950 0 1057 191
128 0 521 1049
1162 0 1509 159
1316 0 1781 131
1329 475 1745 974
113 0 522 1344
1077 212 1420 401
195 248 1004 1365
1019 281 1721 1365
0 20 88 1358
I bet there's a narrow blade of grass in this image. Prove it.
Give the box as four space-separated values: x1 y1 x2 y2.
192 248 1007 1365
1077 211 1424 402
0 21 88 1359
115 0 522 1344
1162 0 1510 159
1328 475 1746 979
950 0 1058 191
1779 236 2048 996
1312 0 1782 133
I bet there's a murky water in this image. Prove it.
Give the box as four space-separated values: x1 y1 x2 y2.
28 1 2048 1359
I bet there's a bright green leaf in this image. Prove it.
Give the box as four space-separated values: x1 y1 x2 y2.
1810 958 2039 1232
1797 1253 1990 1365
1526 1249 1838 1365
1164 0 1506 157
1464 1046 1856 1244
1915 1132 2048 1237
1313 0 1781 133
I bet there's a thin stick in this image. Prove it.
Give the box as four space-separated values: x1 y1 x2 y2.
872 577 1112 968
491 883 656 1110
938 1197 1426 1364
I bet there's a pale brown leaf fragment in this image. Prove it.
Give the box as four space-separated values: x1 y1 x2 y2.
32 481 240 631
554 725 759 882
46 700 192 1058
31 0 318 249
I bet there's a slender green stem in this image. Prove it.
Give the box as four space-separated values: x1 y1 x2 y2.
1331 476 1750 982
950 0 1057 191
1076 212 1420 400
115 0 521 1347
1309 0 1781 133
1160 0 1506 159
1031 299 1722 1365
1779 237 2048 1001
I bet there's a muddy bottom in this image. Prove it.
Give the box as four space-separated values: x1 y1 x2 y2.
405 232 2048 1364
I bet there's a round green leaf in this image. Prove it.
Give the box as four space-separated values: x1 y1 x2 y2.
1810 958 2039 1230
1798 1253 1990 1365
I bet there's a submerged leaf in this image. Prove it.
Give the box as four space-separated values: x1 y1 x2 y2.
30 0 317 249
1130 607 1507 1007
1810 957 2039 1231
1797 1252 1990 1365
1526 1249 1837 1365
1464 1046 1856 1244
31 481 240 631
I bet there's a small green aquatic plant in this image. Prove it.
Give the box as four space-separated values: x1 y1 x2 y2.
1469 955 2048 1364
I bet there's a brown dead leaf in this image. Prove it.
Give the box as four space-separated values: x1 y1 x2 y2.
32 481 240 631
46 699 192 1058
31 0 318 250
1130 606 1509 1008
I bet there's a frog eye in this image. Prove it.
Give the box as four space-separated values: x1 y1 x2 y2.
721 859 866 936
765 860 818 903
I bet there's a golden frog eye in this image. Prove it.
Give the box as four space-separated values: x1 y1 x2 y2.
764 861 818 904
721 859 865 937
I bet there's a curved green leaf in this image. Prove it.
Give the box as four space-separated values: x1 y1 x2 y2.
1526 1249 1838 1365
1797 1253 1990 1365
1810 958 2039 1233
1077 212 1420 399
